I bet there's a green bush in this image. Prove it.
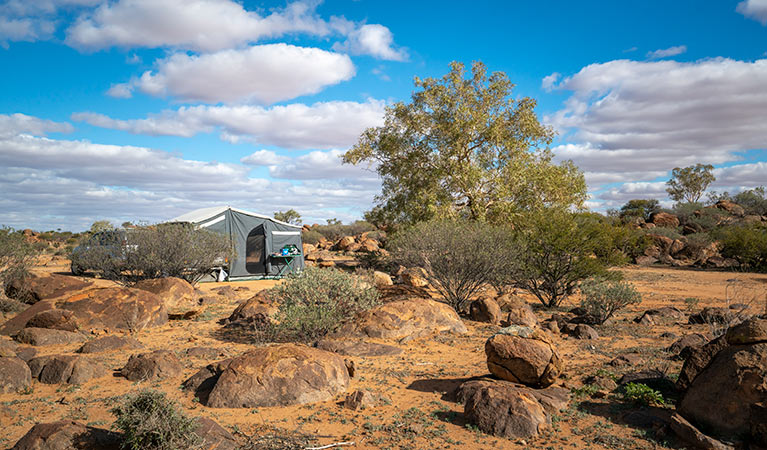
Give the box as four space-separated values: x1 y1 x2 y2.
262 266 379 342
311 221 376 241
579 278 642 324
389 219 515 312
619 199 660 222
301 229 324 245
716 223 767 272
645 226 683 240
111 389 202 450
621 383 665 406
0 226 39 299
684 232 713 256
512 210 621 308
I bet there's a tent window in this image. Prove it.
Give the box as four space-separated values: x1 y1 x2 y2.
245 226 266 274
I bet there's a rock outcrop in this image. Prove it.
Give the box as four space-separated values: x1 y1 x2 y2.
59 287 168 332
485 326 562 388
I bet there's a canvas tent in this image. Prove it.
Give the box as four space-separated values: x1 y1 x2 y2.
169 206 304 279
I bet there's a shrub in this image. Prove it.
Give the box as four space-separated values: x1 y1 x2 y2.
261 266 379 342
301 229 324 245
111 389 202 450
0 226 38 297
513 210 621 308
619 199 660 222
621 383 665 406
684 232 713 256
645 226 683 240
389 219 515 312
678 205 727 231
579 278 642 324
311 221 376 241
716 223 767 272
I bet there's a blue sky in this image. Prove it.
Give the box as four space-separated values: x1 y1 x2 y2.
1 0 766 230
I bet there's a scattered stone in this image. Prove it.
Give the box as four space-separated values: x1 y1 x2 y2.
586 375 618 396
344 389 390 410
689 307 737 325
227 291 278 324
669 412 735 450
0 300 57 336
194 417 238 450
650 212 680 228
4 274 93 305
334 298 467 340
133 277 199 311
120 350 183 381
186 347 225 359
58 287 168 332
485 326 562 388
725 318 767 345
609 353 644 366
28 355 108 384
677 336 729 391
470 297 502 324
400 267 429 288
372 271 393 288
0 356 32 393
186 344 350 408
14 327 87 346
541 320 559 334
25 309 79 332
377 285 432 303
10 420 121 450
668 333 709 355
77 335 143 354
573 324 598 340
635 307 685 325
315 339 403 357
501 302 538 328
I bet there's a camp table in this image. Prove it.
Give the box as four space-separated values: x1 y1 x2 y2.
269 253 297 277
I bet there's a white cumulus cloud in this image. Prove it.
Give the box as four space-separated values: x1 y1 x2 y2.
646 45 687 59
332 24 407 61
240 150 289 166
737 0 767 25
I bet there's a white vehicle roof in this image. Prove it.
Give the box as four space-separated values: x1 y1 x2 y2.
169 206 302 229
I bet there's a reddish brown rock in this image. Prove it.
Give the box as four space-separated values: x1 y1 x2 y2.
463 381 550 439
28 355 108 384
77 335 144 354
358 238 380 252
58 287 168 332
501 302 538 328
315 339 402 357
10 421 120 450
0 356 31 393
726 318 767 345
372 271 393 288
485 326 562 388
133 277 198 311
344 389 390 410
227 291 278 324
14 327 87 346
4 273 93 304
335 236 356 251
400 267 429 288
714 200 745 217
650 212 680 228
25 309 79 332
334 298 467 340
0 300 57 336
677 336 729 391
470 297 502 324
192 344 350 408
120 350 183 381
377 284 431 303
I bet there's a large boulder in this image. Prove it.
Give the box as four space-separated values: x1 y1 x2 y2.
10 421 120 450
185 344 350 408
227 291 278 324
667 333 709 356
334 298 467 340
725 318 767 345
0 300 57 336
120 350 183 381
58 287 168 332
635 307 686 325
677 335 729 391
0 356 32 393
133 277 199 311
28 355 108 384
485 326 562 388
400 267 429 288
25 309 79 332
14 327 87 346
5 274 93 304
470 297 502 324
714 200 745 217
679 323 767 442
689 307 738 325
650 212 680 228
77 335 144 354
335 236 356 251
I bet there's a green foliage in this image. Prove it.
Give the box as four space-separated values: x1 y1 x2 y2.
666 163 716 204
709 186 767 216
301 229 324 245
0 226 38 297
89 220 115 234
310 221 376 241
344 61 586 226
579 277 642 325
645 226 683 240
621 383 666 406
263 266 379 342
274 209 302 225
389 219 514 312
674 202 727 231
513 210 622 308
111 389 202 450
619 199 660 222
716 223 767 272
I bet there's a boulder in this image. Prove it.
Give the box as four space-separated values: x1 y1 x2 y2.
315 339 403 357
635 255 659 266
0 300 57 336
635 307 685 325
0 356 32 393
14 327 87 346
186 344 350 408
689 307 737 325
714 200 745 217
28 355 108 384
470 297 502 324
334 298 467 340
58 287 168 332
120 350 183 381
462 381 554 439
302 243 316 255
194 417 238 450
228 291 278 324
485 326 562 388
610 353 644 367
572 324 598 340
677 335 729 391
343 389 390 410
400 267 429 288
501 303 538 328
372 271 393 288
4 274 93 304
358 238 380 253
647 234 674 253
77 335 144 354
133 277 199 311
335 236 356 251
25 309 79 332
670 239 687 256
650 212 680 228
679 343 767 441
10 421 120 450
725 318 767 345
457 379 569 415
377 285 431 303
668 333 710 356
668 412 735 450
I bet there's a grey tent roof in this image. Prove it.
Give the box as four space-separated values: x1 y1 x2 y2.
169 206 302 229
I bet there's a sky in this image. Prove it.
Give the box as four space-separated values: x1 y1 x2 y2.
1 0 766 231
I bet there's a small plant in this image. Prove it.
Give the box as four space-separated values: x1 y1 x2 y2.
621 383 665 406
260 266 379 342
716 223 767 272
0 226 38 301
579 277 642 324
111 389 202 450
300 229 324 245
683 297 700 311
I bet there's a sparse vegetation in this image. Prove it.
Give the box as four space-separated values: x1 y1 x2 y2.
0 226 38 300
273 209 302 225
621 383 666 407
310 221 376 241
666 163 716 204
111 389 202 450
716 223 767 272
580 277 642 324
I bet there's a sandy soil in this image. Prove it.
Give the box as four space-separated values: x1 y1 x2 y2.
1 257 765 449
